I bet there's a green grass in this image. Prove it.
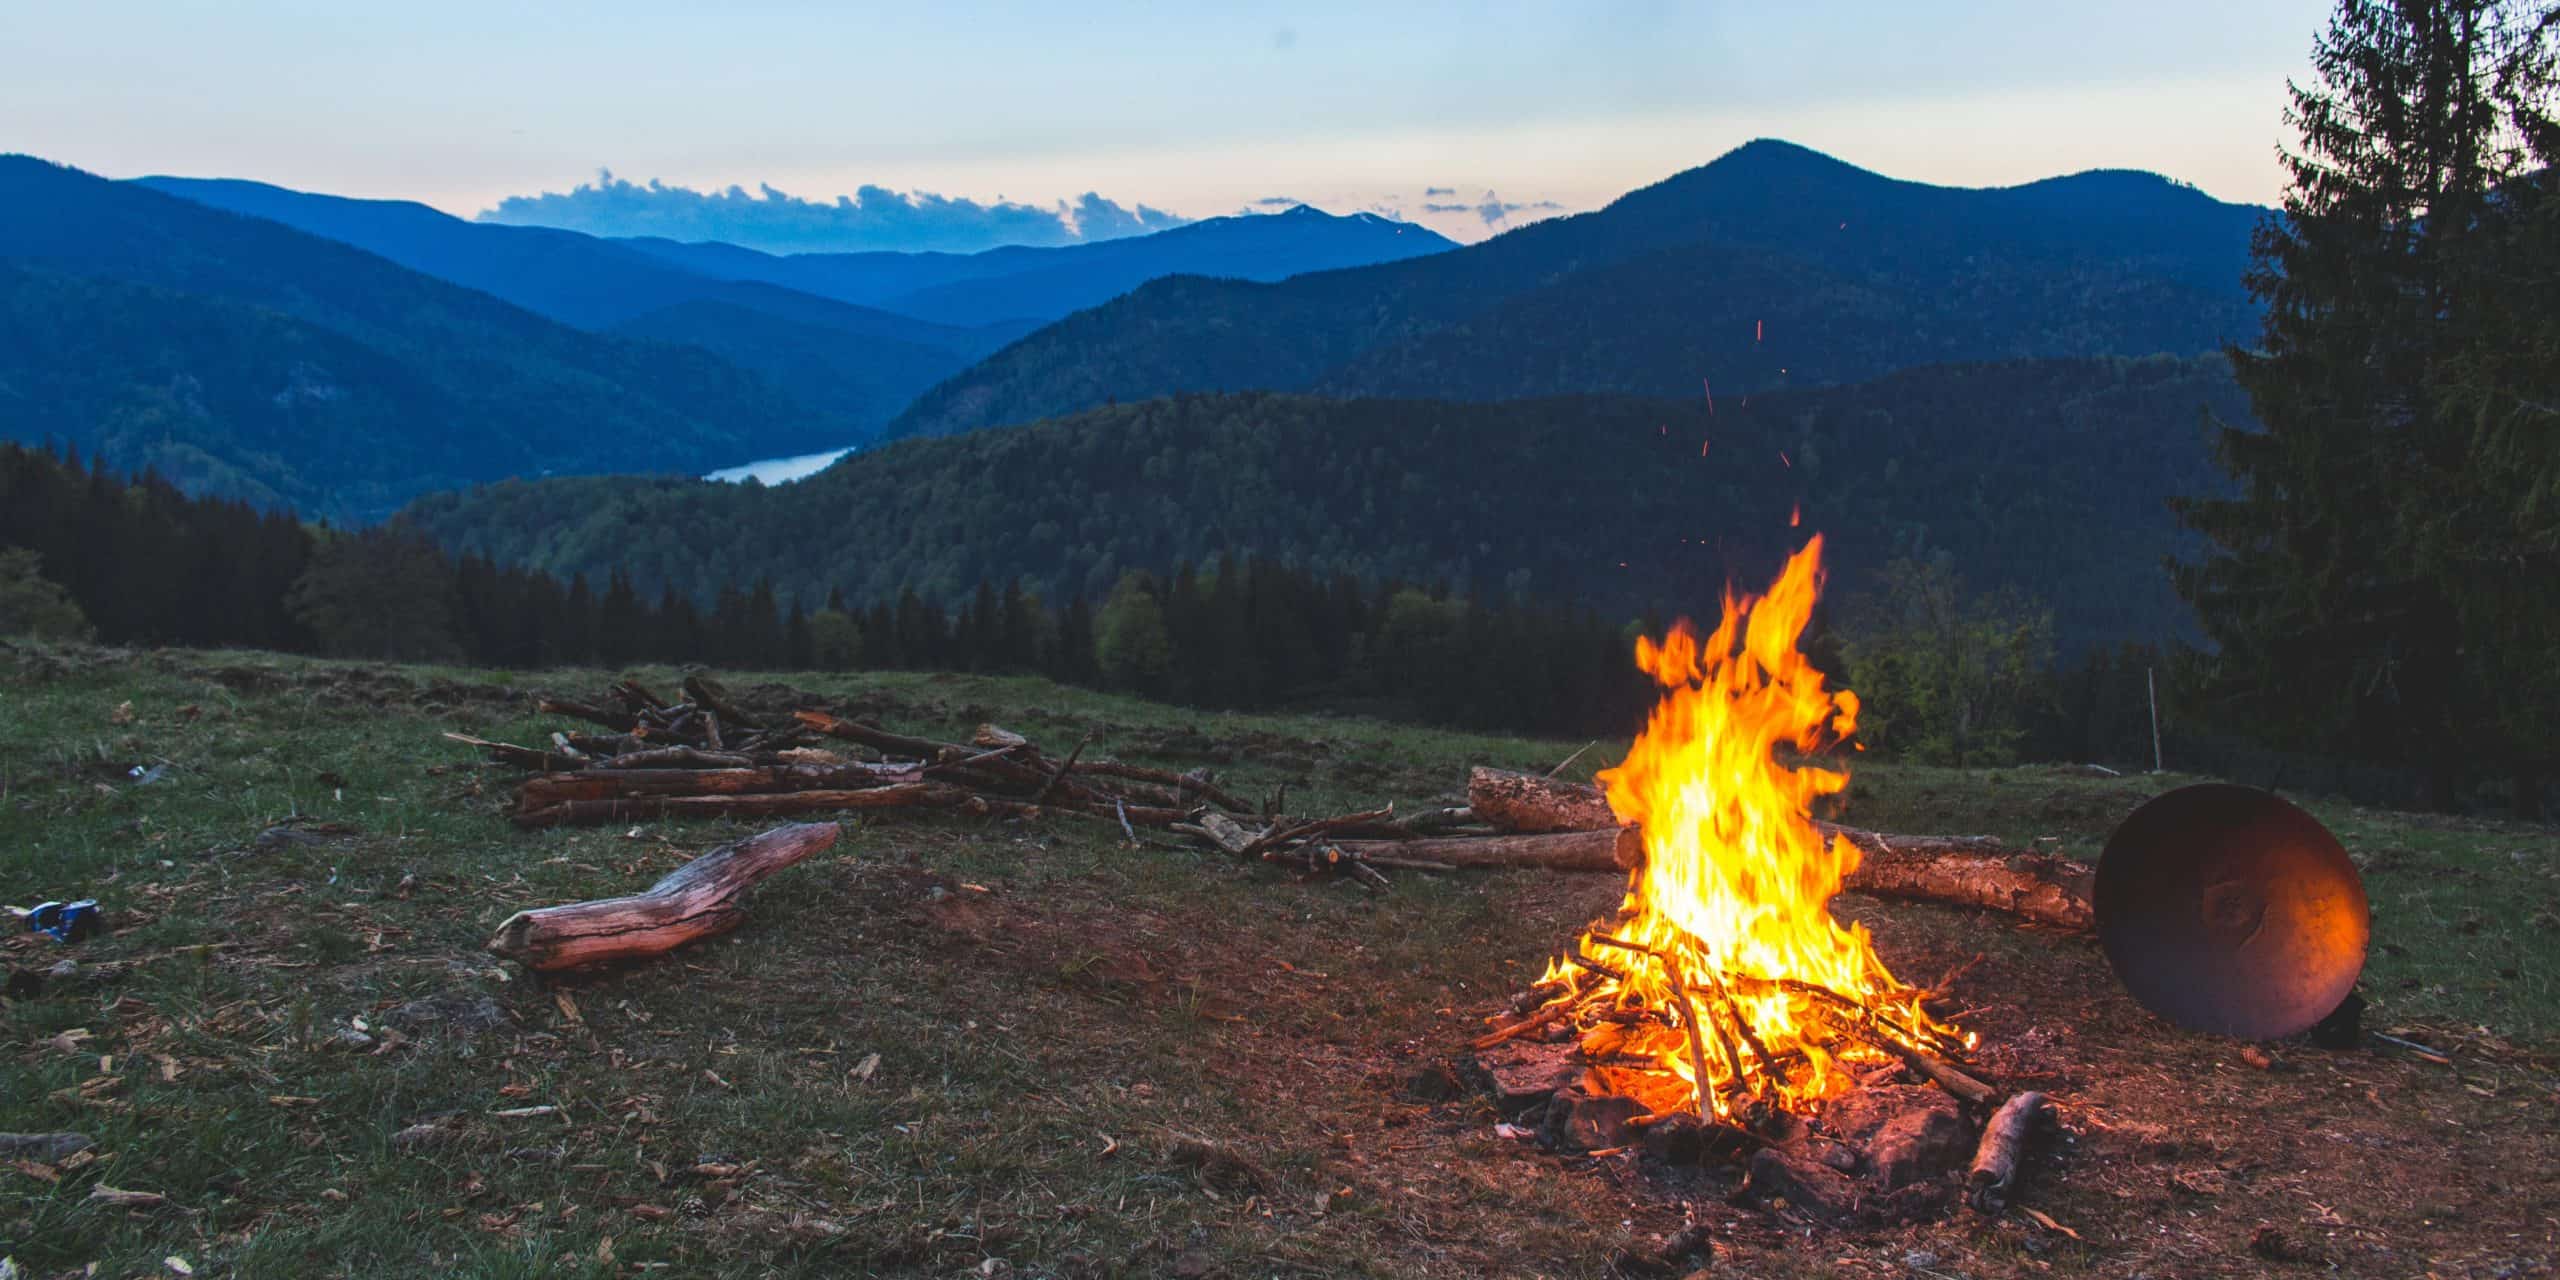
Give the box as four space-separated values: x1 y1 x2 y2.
2 644 2554 1278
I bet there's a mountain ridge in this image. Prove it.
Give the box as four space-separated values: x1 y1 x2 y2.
885 140 2265 439
615 203 1457 326
0 156 836 520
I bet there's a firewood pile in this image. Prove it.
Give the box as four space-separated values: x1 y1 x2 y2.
444 674 1256 833
445 676 2097 927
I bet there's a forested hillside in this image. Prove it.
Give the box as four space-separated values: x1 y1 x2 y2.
0 157 833 520
888 141 2263 438
399 354 2246 654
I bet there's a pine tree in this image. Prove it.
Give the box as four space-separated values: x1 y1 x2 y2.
2174 0 2554 808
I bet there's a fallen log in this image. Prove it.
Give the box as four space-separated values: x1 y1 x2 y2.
1454 769 2095 931
517 762 926 806
1966 1091 2054 1212
1468 766 1618 832
1829 828 2094 933
487 822 839 970
1334 829 1633 871
512 783 971 829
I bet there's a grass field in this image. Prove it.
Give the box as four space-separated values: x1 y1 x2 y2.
3 644 2555 1278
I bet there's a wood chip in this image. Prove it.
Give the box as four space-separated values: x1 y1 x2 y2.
89 1184 167 1209
2023 1207 2082 1239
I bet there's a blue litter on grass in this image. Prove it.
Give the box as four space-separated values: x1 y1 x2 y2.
25 900 101 943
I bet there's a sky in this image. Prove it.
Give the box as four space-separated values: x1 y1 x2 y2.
1 1 2334 245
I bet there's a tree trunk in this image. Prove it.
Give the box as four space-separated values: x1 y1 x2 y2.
2515 767 2546 822
486 822 839 970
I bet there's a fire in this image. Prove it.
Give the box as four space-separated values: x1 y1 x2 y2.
1536 536 1962 1122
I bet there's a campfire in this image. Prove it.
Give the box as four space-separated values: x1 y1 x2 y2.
1525 540 1966 1131
1524 536 1970 1127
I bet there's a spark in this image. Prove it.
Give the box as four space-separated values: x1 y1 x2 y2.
1779 450 1792 469
1702 377 1716 417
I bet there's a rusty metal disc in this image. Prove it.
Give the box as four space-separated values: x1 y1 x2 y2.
2095 784 2369 1040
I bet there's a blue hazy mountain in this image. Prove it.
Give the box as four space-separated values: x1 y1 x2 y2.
615 204 1458 326
887 140 2267 438
134 175 1031 431
0 156 838 519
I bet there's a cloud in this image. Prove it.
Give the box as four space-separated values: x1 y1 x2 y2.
1423 186 1456 197
1422 189 1567 227
1271 26 1297 49
1249 196 1304 208
476 169 1189 254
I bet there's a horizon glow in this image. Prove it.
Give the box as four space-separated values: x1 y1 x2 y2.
1 1 2330 244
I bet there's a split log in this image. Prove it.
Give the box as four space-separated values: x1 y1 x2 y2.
1468 767 1618 832
1966 1091 2054 1212
486 822 839 970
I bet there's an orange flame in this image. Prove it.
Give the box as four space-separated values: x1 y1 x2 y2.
1538 536 1957 1120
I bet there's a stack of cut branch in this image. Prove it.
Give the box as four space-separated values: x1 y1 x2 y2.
447 679 2093 922
447 677 1257 833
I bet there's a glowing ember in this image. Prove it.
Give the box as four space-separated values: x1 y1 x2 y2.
1534 535 1966 1122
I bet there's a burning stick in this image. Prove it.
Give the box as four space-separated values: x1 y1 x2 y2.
1509 537 1979 1126
1966 1091 2054 1211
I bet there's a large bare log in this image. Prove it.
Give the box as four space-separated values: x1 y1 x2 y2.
512 783 971 829
1334 828 1634 871
486 822 839 970
517 763 926 807
1829 828 2095 932
1467 767 1619 832
1458 769 2094 931
1966 1091 2055 1212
